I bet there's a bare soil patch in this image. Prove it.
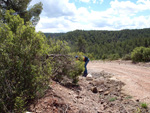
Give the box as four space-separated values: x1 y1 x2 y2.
28 64 150 113
88 60 150 103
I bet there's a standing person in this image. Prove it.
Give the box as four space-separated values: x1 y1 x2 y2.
83 56 89 77
75 56 89 77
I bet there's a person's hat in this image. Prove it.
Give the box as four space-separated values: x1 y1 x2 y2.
75 55 78 58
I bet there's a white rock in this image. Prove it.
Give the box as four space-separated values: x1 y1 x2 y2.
87 73 92 77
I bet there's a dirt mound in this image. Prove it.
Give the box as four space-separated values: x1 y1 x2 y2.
28 71 150 113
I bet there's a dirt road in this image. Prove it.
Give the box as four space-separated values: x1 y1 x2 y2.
30 60 150 113
88 60 150 103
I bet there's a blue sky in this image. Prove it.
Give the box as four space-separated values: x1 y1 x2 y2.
30 0 150 33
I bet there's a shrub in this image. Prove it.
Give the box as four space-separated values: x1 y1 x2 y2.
47 45 84 84
0 10 51 112
122 54 131 60
109 97 117 102
108 54 120 60
131 47 150 62
142 48 150 62
102 54 107 60
131 47 144 62
141 103 148 109
0 10 84 112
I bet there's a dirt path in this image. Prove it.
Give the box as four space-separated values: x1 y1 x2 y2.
29 60 150 113
88 60 150 103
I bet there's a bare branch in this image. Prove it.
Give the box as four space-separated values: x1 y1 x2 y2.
47 54 71 58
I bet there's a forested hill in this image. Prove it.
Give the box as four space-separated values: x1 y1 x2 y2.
44 28 150 59
44 33 65 38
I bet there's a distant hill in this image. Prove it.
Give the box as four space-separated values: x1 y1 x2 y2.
44 28 150 59
44 33 65 38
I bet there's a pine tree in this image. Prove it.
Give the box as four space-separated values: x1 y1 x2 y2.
0 0 43 25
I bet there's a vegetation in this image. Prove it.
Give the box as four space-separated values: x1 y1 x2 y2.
1 1 150 112
0 10 83 112
141 103 148 109
109 97 117 102
47 39 84 84
131 47 150 62
45 29 150 61
0 10 50 112
125 95 132 99
0 0 43 25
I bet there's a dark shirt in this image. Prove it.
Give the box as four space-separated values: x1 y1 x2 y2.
84 56 89 62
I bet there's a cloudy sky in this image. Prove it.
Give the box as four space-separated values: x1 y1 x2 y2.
30 0 150 33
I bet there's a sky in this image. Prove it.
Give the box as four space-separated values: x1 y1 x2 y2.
29 0 150 33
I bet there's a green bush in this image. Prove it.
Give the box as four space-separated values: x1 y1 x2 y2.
102 54 107 60
108 54 120 60
131 47 150 62
109 97 117 102
141 102 148 109
47 45 84 84
143 48 150 62
0 10 51 112
0 10 85 112
131 47 144 62
122 54 131 60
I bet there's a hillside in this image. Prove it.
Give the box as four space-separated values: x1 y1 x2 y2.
29 60 150 113
45 28 150 59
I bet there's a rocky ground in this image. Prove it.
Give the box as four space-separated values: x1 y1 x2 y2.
28 70 150 113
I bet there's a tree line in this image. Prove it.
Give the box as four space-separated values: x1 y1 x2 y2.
45 29 150 60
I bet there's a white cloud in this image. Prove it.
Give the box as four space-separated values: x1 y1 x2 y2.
92 0 104 4
99 0 104 4
30 0 76 18
30 0 150 32
79 0 90 3
110 0 139 16
92 0 96 3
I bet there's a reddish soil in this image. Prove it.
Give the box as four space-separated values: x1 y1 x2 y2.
88 60 150 103
28 60 150 113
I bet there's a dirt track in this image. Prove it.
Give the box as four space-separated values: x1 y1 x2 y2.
29 60 150 113
88 60 150 103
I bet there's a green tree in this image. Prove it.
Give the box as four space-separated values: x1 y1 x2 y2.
0 10 84 112
0 10 50 112
76 36 87 53
0 0 43 25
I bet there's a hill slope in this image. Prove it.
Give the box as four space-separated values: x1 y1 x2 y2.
29 60 150 112
45 28 150 59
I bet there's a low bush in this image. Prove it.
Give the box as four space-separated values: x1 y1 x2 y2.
108 54 120 60
141 103 148 109
47 40 84 84
131 47 150 62
122 54 131 60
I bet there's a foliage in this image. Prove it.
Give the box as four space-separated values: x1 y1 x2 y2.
45 29 150 60
141 103 148 109
0 0 43 25
0 9 85 112
0 10 51 112
122 54 131 60
125 95 132 99
131 47 150 62
70 51 94 61
76 36 87 53
108 54 120 60
47 39 84 84
109 97 117 102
